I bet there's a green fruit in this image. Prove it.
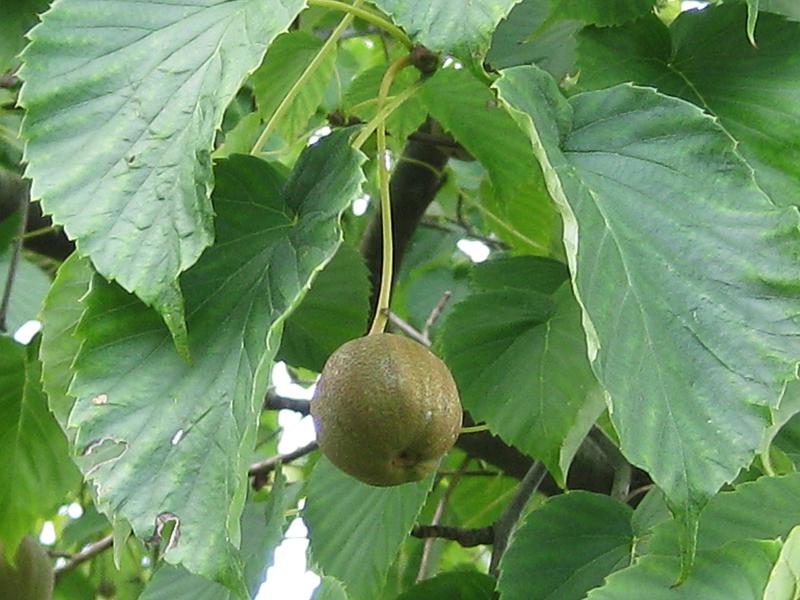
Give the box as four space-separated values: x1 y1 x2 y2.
311 333 462 486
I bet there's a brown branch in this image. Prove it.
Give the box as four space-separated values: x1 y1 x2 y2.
417 455 469 581
411 524 493 548
360 119 450 311
248 441 319 490
387 311 430 346
407 131 463 149
263 389 310 416
490 461 547 576
54 534 113 579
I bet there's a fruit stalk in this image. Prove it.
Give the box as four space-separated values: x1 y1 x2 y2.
368 54 413 335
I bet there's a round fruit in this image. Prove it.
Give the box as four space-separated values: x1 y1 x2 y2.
311 333 462 486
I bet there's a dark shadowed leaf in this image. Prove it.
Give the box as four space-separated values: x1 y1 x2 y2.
440 257 603 485
499 491 633 600
396 571 496 599
279 244 371 373
0 537 54 600
0 338 79 559
304 457 432 600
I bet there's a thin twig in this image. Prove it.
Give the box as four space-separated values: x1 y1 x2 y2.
54 535 113 579
263 389 311 416
411 525 493 548
387 311 430 346
417 456 470 581
0 189 29 333
489 461 547 576
422 291 452 340
248 441 319 490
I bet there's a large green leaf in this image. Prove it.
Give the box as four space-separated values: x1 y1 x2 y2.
140 470 295 600
552 0 658 26
419 68 557 256
0 0 48 74
396 571 496 599
649 474 800 556
278 244 371 373
65 133 365 591
304 457 432 600
371 0 521 56
586 539 781 599
486 0 581 78
575 5 800 207
0 537 54 600
251 31 337 144
39 254 93 426
0 338 79 560
0 251 51 335
440 257 603 485
495 65 800 564
499 491 634 600
19 0 305 325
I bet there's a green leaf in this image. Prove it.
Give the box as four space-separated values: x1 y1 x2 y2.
141 471 294 600
343 65 426 146
39 254 93 427
0 338 79 560
0 251 51 336
0 537 54 600
371 0 521 56
19 0 306 326
0 0 48 74
312 577 349 600
486 0 581 78
251 31 337 143
396 571 496 600
496 65 800 569
649 474 800 556
586 539 781 599
552 0 658 26
499 491 633 600
278 244 371 373
575 5 800 207
66 133 366 591
304 457 432 600
761 382 800 473
440 257 604 486
763 525 800 599
419 68 557 256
